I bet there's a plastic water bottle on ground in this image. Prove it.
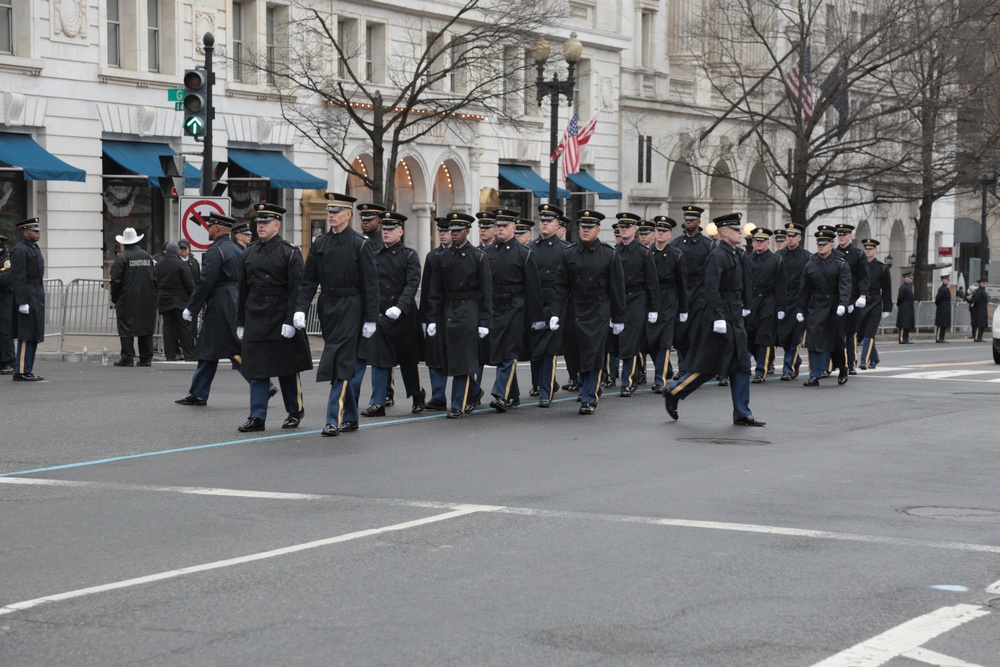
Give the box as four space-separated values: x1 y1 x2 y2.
101 347 109 366
82 346 89 363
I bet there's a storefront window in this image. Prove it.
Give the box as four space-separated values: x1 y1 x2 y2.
0 171 27 240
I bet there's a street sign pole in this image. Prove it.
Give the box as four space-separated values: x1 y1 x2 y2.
202 33 215 197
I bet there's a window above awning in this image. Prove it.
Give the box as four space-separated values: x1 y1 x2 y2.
227 148 327 190
567 170 622 200
103 141 201 189
0 132 86 182
498 164 570 199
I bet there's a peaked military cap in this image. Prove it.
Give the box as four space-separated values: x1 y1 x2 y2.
785 222 806 234
835 223 855 233
381 210 407 229
653 215 677 230
638 222 655 234
750 227 773 240
232 221 253 235
493 207 519 221
815 225 836 241
324 192 357 209
208 212 238 228
615 212 641 225
902 271 913 277
577 210 605 227
538 203 564 220
611 222 620 231
447 211 475 229
682 205 705 219
515 218 535 232
356 203 387 220
475 210 497 228
861 238 880 248
558 215 570 228
773 228 787 240
253 203 286 221
0 234 7 242
713 212 743 229
434 217 451 231
16 217 40 231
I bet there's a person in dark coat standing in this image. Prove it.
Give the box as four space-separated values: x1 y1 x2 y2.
613 212 659 397
426 212 493 419
833 223 870 374
0 234 15 375
776 223 810 379
235 203 313 433
663 213 764 426
669 205 712 378
857 239 892 369
9 218 46 381
745 227 787 382
646 216 687 392
967 278 989 342
175 213 247 405
420 218 453 410
156 243 195 360
526 204 570 407
896 272 915 343
295 192 379 437
362 211 425 416
934 275 952 343
109 227 157 367
554 210 626 415
349 203 387 406
178 239 200 284
799 226 852 386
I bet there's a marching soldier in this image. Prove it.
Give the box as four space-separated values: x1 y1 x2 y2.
934 275 952 343
745 227 786 382
896 272 915 343
476 210 497 249
663 213 764 426
349 202 388 404
0 234 14 375
473 209 518 407
232 221 254 249
613 212 659 396
527 204 570 407
294 192 379 437
420 218 453 410
638 221 655 248
515 219 534 246
426 212 493 419
773 228 788 252
857 239 892 369
799 226 852 386
9 218 46 381
670 205 712 378
555 210 626 415
776 222 810 380
235 203 313 432
647 216 687 392
833 223 870 373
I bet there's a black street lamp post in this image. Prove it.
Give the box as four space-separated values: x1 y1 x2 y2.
533 33 583 206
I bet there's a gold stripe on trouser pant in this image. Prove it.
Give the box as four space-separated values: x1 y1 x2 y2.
761 347 771 378
548 356 557 397
660 349 671 386
625 357 638 387
233 355 242 364
337 380 348 424
18 340 27 374
460 376 471 408
863 344 873 367
294 373 304 412
899 329 904 343
669 372 701 396
503 360 518 400
594 370 603 404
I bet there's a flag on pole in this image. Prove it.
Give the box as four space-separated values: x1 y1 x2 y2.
553 110 600 181
785 43 814 125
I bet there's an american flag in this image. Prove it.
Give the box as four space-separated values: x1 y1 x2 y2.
552 111 599 180
785 44 814 125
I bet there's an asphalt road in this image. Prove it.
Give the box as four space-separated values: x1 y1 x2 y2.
2 338 999 666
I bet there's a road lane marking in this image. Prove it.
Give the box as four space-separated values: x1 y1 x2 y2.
888 370 998 380
901 647 987 666
809 604 990 667
0 505 492 618
0 477 327 500
986 577 1000 594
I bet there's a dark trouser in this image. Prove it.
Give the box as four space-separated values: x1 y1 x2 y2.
16 339 37 375
370 364 421 405
249 374 302 420
578 368 603 405
808 351 831 379
189 357 247 400
898 328 910 343
620 355 641 388
653 347 673 387
120 335 153 364
752 344 774 378
859 337 879 367
972 326 985 342
428 366 448 403
327 379 359 425
782 344 802 376
0 292 13 366
666 370 752 421
450 375 472 410
161 309 194 360
530 358 541 389
491 359 518 400
936 326 947 342
350 358 368 404
537 355 559 400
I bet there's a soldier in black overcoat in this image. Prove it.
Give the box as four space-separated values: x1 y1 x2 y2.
349 202 387 406
235 203 313 433
663 213 764 426
0 234 15 374
526 204 569 407
745 227 787 382
362 211 424 416
669 205 712 377
419 218 453 410
9 218 46 381
175 213 248 405
833 223 870 373
156 243 195 361
799 226 852 386
646 216 687 392
968 278 990 342
934 275 952 343
554 210 626 415
109 227 157 367
473 208 515 406
776 223 810 379
896 272 915 343
857 239 892 368
295 193 379 437
612 212 659 396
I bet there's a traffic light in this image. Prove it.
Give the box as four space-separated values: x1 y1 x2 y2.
211 160 229 196
183 68 209 137
158 155 186 199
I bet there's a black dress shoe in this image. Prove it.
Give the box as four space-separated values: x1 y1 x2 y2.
821 370 831 379
0 366 14 375
838 368 849 385
136 361 152 367
602 378 617 388
638 373 647 386
425 398 447 411
175 394 207 406
361 404 386 417
717 376 729 387
12 372 44 382
464 389 484 414
803 377 820 386
664 391 679 420
489 397 507 413
238 417 265 432
734 416 766 427
561 381 579 391
848 368 857 376
113 359 134 367
269 385 278 399
282 411 303 429
385 396 395 407
507 397 520 408
411 388 426 414
578 403 595 415
528 386 540 397
340 421 359 432
751 375 764 384
858 364 867 370
651 384 663 394
619 386 634 397
447 408 463 419
321 423 339 437
780 374 791 381
538 398 551 408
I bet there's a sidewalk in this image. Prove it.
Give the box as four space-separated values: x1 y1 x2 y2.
36 333 327 363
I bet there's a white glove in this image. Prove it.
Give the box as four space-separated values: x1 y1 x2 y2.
293 311 306 330
796 312 804 323
836 305 846 316
478 327 489 338
741 309 751 317
549 316 560 331
427 323 437 337
855 296 867 308
236 326 244 340
531 321 546 330
19 304 29 314
679 313 688 323
281 324 295 338
182 308 192 321
847 305 854 313
421 323 428 335
385 306 402 320
647 312 658 324
777 311 785 320
611 322 624 335
362 322 376 338
713 319 727 334
881 312 889 319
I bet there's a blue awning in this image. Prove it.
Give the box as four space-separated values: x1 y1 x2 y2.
227 148 327 190
103 141 201 189
498 164 570 199
0 133 86 182
567 170 622 200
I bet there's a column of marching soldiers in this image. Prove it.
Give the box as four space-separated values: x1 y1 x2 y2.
169 192 891 435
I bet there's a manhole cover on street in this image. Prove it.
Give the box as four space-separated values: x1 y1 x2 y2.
677 437 771 446
899 507 1000 523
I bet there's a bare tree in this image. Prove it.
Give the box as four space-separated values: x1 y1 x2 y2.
238 0 565 208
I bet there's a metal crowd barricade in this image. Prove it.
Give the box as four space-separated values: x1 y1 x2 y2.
57 279 117 352
42 279 64 342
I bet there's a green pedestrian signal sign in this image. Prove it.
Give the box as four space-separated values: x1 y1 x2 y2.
182 68 209 137
184 116 205 135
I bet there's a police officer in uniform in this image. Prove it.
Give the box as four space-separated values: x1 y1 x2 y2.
934 275 952 343
236 203 313 432
833 223 870 373
426 212 493 419
555 210 626 415
110 227 157 367
670 205 711 378
647 215 687 392
295 193 379 437
0 234 15 374
10 218 46 381
420 217 453 410
776 222 810 380
362 211 425 416
799 226 852 386
663 213 763 425
349 202 388 405
613 211 659 396
476 210 498 249
527 204 570 407
857 239 892 369
745 227 786 382
896 272 915 343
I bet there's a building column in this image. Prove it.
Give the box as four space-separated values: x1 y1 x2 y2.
410 202 434 260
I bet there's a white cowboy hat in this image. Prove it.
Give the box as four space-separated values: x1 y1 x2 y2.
115 227 145 245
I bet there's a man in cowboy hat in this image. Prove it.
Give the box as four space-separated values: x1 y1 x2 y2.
9 218 46 381
109 227 157 367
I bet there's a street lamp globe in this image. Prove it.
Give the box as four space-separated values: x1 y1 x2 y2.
531 38 551 65
562 32 583 64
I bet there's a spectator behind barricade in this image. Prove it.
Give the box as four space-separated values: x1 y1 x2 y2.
156 242 195 360
178 239 200 285
956 284 965 301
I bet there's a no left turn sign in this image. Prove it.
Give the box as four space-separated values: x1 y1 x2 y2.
179 196 232 250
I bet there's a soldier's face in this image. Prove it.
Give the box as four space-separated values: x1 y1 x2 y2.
864 246 877 260
753 238 770 253
437 230 451 245
361 216 381 236
495 222 514 243
451 228 470 245
479 226 496 244
328 207 352 232
256 218 281 242
785 233 801 249
682 217 700 234
654 229 671 246
578 225 599 243
382 226 404 245
539 218 559 238
618 224 636 243
837 232 852 247
639 231 653 246
718 226 742 246
816 240 833 257
23 229 40 243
